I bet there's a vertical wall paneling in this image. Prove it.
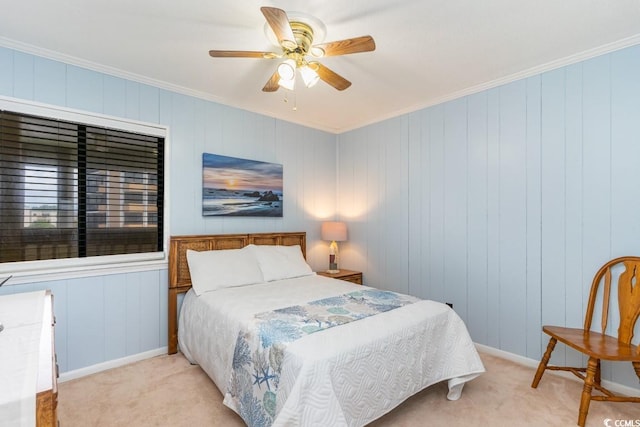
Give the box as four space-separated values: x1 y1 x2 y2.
581 56 611 297
524 76 542 360
374 123 389 287
124 269 142 357
609 47 640 387
485 88 501 349
103 274 128 361
418 110 432 299
443 99 468 316
428 105 446 303
0 47 13 96
158 269 169 347
138 271 161 353
102 75 127 118
168 93 198 234
276 121 301 230
353 129 370 274
303 123 316 226
338 44 639 392
66 277 105 370
13 51 35 100
124 80 141 120
539 68 568 365
289 122 308 231
191 98 209 232
140 83 161 125
466 92 489 343
563 64 586 369
498 80 528 355
407 111 424 296
66 65 103 113
337 129 368 274
307 126 337 267
34 57 66 105
383 117 409 294
580 55 612 381
611 47 640 254
363 125 381 285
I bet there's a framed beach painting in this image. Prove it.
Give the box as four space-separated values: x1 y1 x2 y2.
202 153 283 217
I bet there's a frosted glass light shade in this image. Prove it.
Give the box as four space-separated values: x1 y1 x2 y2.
299 65 319 88
277 59 296 80
278 77 295 90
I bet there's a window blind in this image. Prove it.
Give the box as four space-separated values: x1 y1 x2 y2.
0 110 164 264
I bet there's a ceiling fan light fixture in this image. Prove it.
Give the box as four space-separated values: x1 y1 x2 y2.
278 76 295 91
299 65 319 88
263 11 326 48
277 59 296 81
310 46 325 58
210 7 375 94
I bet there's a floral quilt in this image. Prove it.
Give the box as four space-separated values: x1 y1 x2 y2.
227 289 420 427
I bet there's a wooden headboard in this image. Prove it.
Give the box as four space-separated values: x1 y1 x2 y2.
167 231 307 354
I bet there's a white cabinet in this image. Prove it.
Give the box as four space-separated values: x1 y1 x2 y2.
0 290 57 427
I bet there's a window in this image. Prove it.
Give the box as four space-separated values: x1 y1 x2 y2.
0 108 165 265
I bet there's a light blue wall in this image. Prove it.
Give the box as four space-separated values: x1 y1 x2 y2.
2 42 640 391
337 44 640 390
0 46 337 374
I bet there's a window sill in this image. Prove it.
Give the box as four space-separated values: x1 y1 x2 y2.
0 255 168 285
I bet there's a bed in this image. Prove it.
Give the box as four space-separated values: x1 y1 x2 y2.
168 232 484 427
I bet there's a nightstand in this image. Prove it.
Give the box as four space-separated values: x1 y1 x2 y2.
316 269 363 285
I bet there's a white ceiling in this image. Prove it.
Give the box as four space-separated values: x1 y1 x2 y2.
1 1 640 134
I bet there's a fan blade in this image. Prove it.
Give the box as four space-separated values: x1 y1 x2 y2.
261 7 297 50
311 35 376 57
310 63 352 91
262 71 280 92
209 50 278 59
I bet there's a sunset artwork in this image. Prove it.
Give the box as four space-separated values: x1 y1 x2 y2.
202 153 283 217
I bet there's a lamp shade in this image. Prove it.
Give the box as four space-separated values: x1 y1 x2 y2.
299 65 319 88
321 221 347 242
277 59 296 81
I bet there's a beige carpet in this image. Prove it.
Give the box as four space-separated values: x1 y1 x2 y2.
58 352 639 427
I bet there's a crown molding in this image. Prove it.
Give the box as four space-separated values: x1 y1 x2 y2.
339 34 640 133
2 34 640 135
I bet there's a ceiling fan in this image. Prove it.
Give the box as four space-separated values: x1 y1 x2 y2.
208 6 376 92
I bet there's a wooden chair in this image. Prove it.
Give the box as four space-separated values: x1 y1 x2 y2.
531 256 640 426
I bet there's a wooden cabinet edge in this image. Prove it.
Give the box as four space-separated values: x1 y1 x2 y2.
316 270 363 285
36 388 57 427
342 275 363 285
37 291 57 427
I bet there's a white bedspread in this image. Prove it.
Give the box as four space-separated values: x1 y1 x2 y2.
179 274 484 427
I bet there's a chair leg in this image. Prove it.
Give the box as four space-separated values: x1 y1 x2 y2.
595 359 601 386
532 337 557 388
578 357 598 427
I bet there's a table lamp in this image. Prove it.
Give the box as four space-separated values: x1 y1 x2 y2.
321 221 347 273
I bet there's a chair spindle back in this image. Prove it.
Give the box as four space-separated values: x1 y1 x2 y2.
584 256 640 345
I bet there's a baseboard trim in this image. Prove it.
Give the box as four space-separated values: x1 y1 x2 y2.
475 343 640 396
59 347 168 383
58 343 639 397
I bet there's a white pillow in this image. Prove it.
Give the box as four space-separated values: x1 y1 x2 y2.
248 244 313 282
186 246 264 296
